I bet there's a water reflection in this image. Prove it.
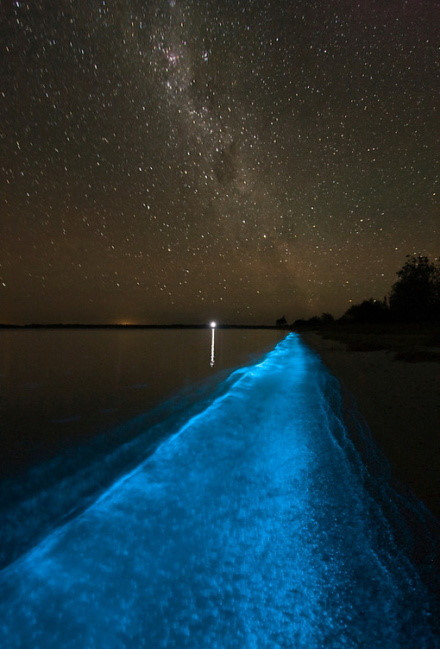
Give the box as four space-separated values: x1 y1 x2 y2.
0 328 284 476
210 322 216 367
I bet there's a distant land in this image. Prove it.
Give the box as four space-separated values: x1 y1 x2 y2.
0 323 284 330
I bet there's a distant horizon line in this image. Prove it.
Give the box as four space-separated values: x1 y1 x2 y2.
0 323 288 330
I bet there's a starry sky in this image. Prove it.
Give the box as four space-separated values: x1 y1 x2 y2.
1 0 438 324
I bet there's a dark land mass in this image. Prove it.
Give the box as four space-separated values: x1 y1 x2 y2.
0 323 281 330
293 321 440 362
300 323 440 519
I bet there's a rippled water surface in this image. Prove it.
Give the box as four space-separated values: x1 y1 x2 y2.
0 332 439 648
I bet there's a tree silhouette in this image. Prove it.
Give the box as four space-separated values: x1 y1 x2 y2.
342 299 390 323
389 255 439 321
320 312 334 325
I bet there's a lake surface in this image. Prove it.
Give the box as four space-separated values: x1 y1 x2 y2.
0 328 285 567
0 328 284 475
0 331 439 647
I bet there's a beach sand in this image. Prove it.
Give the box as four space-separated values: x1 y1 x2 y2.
301 332 440 519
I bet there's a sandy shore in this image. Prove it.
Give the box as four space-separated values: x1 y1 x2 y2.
301 332 440 519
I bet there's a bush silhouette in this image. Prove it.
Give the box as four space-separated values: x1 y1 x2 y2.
342 299 390 324
389 255 439 322
320 312 334 325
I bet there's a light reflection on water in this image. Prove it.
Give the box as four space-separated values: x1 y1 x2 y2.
210 326 216 367
0 333 438 648
0 328 283 475
0 328 284 569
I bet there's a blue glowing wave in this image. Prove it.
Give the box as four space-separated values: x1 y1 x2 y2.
0 366 233 569
0 334 438 648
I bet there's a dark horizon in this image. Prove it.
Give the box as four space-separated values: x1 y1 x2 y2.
0 321 284 330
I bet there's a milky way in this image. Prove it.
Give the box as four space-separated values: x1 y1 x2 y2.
1 0 438 323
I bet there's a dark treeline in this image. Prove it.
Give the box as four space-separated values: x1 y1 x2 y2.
288 255 440 328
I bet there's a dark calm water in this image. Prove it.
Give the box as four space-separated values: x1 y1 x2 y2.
0 328 285 568
0 328 284 476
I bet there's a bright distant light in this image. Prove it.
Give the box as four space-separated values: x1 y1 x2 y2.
210 321 217 328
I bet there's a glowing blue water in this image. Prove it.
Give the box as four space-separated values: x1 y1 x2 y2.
0 334 438 648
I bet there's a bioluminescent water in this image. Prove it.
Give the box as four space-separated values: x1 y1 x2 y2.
0 334 438 648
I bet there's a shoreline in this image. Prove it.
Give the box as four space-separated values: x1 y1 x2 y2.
301 332 440 519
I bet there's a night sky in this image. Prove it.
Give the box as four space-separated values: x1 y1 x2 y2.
1 0 438 324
